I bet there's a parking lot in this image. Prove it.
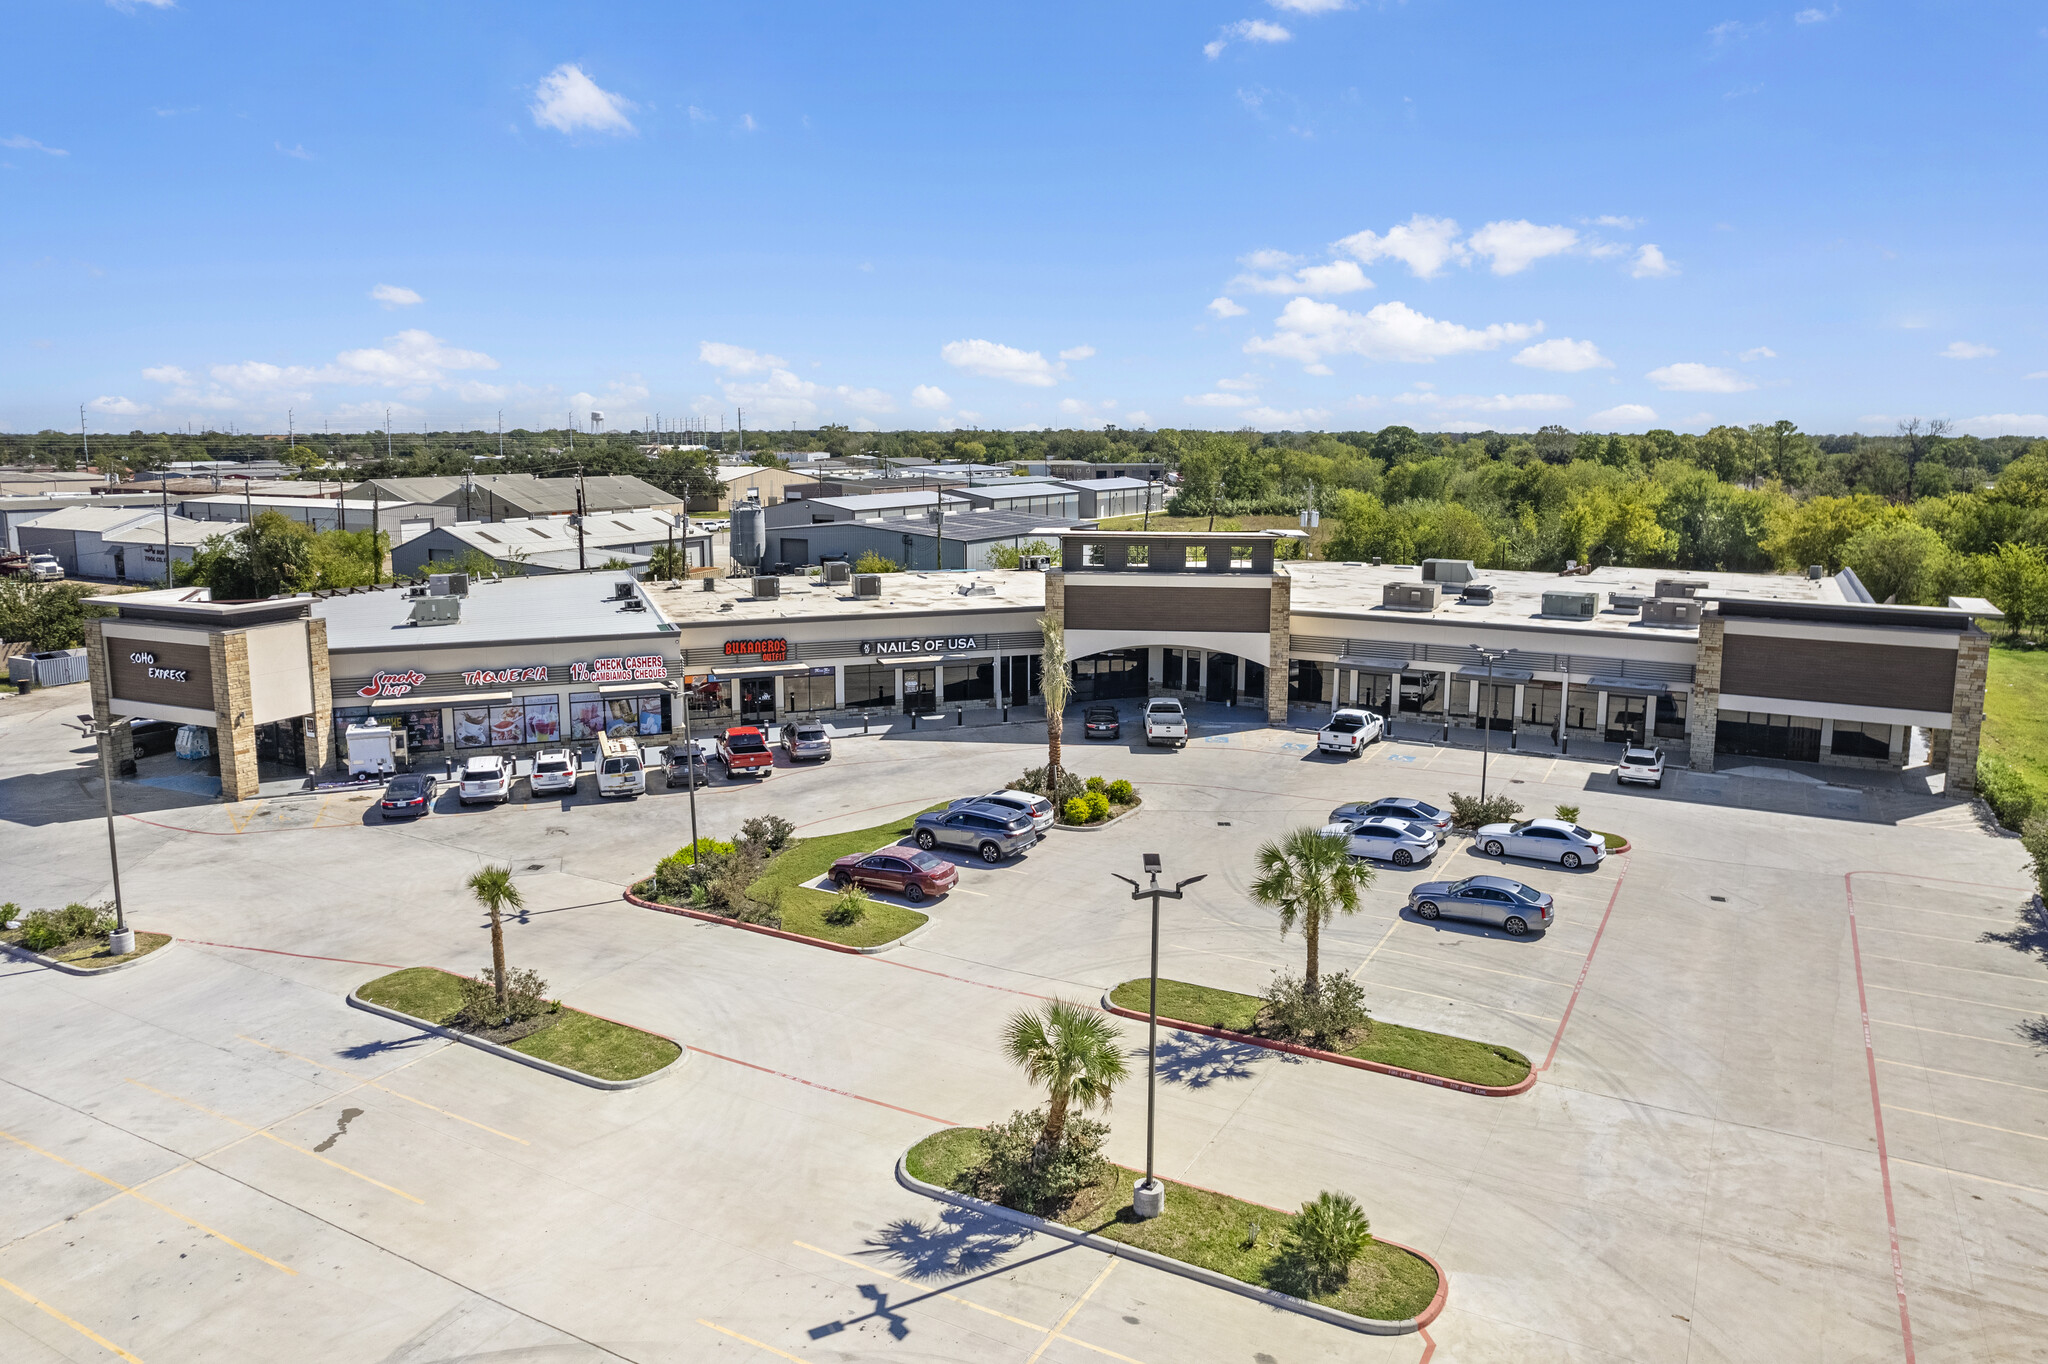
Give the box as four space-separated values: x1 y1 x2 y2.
2 684 2044 1364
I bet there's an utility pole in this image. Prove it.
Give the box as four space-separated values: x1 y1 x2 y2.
385 407 393 463
96 722 134 955
575 467 588 572
80 404 90 475
1476 647 1510 802
497 410 503 461
1110 854 1206 1220
371 482 382 584
160 478 172 586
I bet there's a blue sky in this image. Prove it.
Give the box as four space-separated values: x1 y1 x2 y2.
4 1 2045 438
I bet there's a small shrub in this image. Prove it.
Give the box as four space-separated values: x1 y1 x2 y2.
654 838 735 899
970 1108 1110 1216
1062 796 1092 825
17 902 113 953
1012 765 1086 806
1447 791 1523 829
1 901 20 926
1084 790 1111 822
1086 775 1106 793
2022 817 2048 900
453 966 554 1029
1258 970 1371 1050
1554 803 1581 823
1105 778 1135 805
739 814 796 854
823 884 869 927
1979 755 2038 831
852 549 901 574
703 842 774 921
1281 1191 1373 1293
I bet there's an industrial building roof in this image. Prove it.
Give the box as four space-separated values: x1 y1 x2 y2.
315 574 673 651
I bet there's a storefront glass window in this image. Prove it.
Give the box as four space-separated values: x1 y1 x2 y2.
786 669 835 712
843 664 895 709
569 692 607 740
453 704 495 749
1162 649 1184 690
604 694 667 736
1521 681 1560 727
1831 719 1891 759
1654 692 1688 739
944 662 993 702
523 695 562 745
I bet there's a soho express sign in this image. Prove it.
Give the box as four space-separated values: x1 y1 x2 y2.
860 635 982 657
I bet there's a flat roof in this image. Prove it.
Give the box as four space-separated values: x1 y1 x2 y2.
647 568 1048 627
316 574 673 651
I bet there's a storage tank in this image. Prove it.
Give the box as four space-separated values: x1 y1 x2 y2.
730 499 768 570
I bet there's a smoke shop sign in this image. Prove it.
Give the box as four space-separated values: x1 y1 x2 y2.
860 635 982 657
570 655 669 683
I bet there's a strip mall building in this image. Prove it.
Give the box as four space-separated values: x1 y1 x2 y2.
83 531 1991 801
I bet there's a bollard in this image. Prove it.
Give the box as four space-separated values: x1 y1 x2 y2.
1002 704 1010 723
1441 718 1449 743
911 710 919 731
1561 734 1569 755
955 706 963 727
1510 728 1519 751
863 714 870 735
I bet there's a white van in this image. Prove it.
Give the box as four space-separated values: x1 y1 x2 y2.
597 734 645 798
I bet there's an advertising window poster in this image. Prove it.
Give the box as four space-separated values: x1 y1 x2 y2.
454 705 492 748
401 708 444 753
569 693 606 741
637 695 667 736
522 696 562 745
485 703 522 747
605 698 640 736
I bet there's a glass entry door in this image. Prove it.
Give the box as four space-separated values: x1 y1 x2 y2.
739 677 776 722
901 667 937 714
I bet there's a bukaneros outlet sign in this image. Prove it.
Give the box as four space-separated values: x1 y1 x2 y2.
860 635 982 657
569 655 669 683
723 638 789 662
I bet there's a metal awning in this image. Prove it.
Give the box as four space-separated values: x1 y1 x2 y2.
681 662 811 680
1456 665 1532 681
1586 676 1668 697
598 681 670 695
373 693 508 709
1335 655 1408 672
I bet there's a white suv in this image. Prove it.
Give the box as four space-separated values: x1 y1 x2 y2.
458 755 511 805
529 748 578 795
1616 746 1665 789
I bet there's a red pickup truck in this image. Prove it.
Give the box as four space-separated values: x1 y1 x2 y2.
717 726 774 779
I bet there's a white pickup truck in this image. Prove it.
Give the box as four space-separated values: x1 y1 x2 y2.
1317 707 1384 756
1143 698 1188 748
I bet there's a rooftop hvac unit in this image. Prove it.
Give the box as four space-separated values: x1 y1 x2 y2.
620 597 646 613
1640 597 1702 627
853 573 884 599
1459 583 1495 604
822 560 853 585
1654 578 1709 598
612 580 635 601
427 572 470 597
1420 558 1477 585
1382 582 1440 612
751 575 781 600
408 595 462 626
1541 590 1598 619
1020 554 1053 571
1608 591 1646 611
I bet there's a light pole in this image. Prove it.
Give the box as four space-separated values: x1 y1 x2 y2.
1475 647 1512 804
672 671 715 857
95 721 134 954
1111 853 1206 1220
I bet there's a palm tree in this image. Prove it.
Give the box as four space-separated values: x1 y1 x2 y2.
648 542 688 581
466 865 524 1019
1039 616 1069 795
1250 827 1371 992
1002 999 1128 1149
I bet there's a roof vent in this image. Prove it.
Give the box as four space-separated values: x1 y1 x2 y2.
751 575 781 600
1382 582 1440 612
1421 558 1477 585
1459 583 1494 604
958 579 997 596
1608 591 1646 611
853 573 884 599
1807 564 1825 580
1541 590 1598 619
612 580 635 601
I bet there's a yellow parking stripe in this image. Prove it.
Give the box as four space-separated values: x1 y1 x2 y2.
0 1276 144 1364
696 1320 813 1362
236 1035 529 1144
124 1079 424 1204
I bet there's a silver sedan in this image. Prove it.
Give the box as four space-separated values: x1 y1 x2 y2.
1406 875 1556 935
1474 817 1607 869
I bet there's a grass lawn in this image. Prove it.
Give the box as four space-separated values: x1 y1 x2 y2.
1598 831 1628 852
906 1127 1439 1323
356 967 680 1082
1982 642 2048 825
738 804 948 946
1110 977 1531 1089
1 929 171 969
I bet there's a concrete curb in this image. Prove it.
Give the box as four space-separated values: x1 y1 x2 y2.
1099 989 1536 1098
0 935 175 977
894 1147 1446 1336
623 888 932 955
344 991 683 1090
1053 799 1144 833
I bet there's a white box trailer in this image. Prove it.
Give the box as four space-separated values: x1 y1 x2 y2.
344 722 407 779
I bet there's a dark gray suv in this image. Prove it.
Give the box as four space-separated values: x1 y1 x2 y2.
913 802 1039 864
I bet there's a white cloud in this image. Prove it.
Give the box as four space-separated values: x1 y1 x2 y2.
911 384 951 410
1245 298 1541 367
1058 397 1119 416
276 142 313 160
1124 411 1152 428
1647 362 1755 393
1590 404 1660 427
1591 215 1640 230
1466 220 1579 275
688 105 714 124
1208 297 1249 318
141 365 191 386
531 64 636 136
1239 248 1301 270
1185 392 1258 408
90 396 148 416
1630 244 1677 278
1058 345 1096 361
1268 0 1347 10
2027 371 2048 381
1216 375 1259 391
941 338 1062 386
1205 18 1292 58
334 330 498 385
108 0 176 9
370 283 422 308
699 342 787 375
714 368 893 423
1513 338 1612 373
1794 7 1834 23
0 135 68 156
1951 414 2048 437
1739 346 1777 361
1240 406 1330 427
956 410 982 423
1942 340 1998 360
1231 259 1374 297
1395 391 1573 413
1334 215 1466 279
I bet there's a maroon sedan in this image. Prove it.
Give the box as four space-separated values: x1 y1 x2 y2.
829 846 958 903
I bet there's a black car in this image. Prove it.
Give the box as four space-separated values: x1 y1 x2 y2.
379 772 436 818
130 718 181 757
1083 705 1120 740
662 744 716 790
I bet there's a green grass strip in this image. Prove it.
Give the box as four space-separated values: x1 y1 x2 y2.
356 967 680 1082
906 1127 1439 1323
1109 977 1530 1088
733 803 948 947
3 930 174 969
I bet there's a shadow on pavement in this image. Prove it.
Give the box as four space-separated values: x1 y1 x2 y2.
861 1209 1033 1281
1148 1030 1272 1087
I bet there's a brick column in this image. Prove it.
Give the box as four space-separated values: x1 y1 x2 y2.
1945 628 1989 795
1265 568 1291 718
305 617 333 774
1929 727 1951 770
209 629 259 802
1688 608 1723 772
82 619 134 771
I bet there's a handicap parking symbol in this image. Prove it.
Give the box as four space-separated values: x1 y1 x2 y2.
1385 753 1417 763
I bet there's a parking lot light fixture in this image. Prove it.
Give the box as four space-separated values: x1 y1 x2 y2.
1475 647 1512 804
96 720 133 955
1112 855 1206 1220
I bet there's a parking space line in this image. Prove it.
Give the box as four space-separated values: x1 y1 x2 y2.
1538 855 1631 1074
123 1079 425 1204
792 1240 1049 1333
1865 954 2048 986
1859 925 1985 944
1879 1059 2048 1096
1027 1258 1117 1364
1871 1019 2034 1049
0 1275 144 1364
1854 903 2015 922
696 1319 813 1362
1890 1157 2048 1199
1359 980 1560 1022
1866 984 2043 1015
234 1036 530 1145
1349 922 1399 981
1884 1106 2048 1143
1371 946 1573 987
0 1127 295 1275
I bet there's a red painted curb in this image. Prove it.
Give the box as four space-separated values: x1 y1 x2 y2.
624 888 877 956
1100 999 1536 1097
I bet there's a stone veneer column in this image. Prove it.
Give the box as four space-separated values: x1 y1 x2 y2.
1265 567 1291 718
1688 608 1723 773
209 629 259 802
81 618 134 771
305 616 333 775
1945 627 1989 796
